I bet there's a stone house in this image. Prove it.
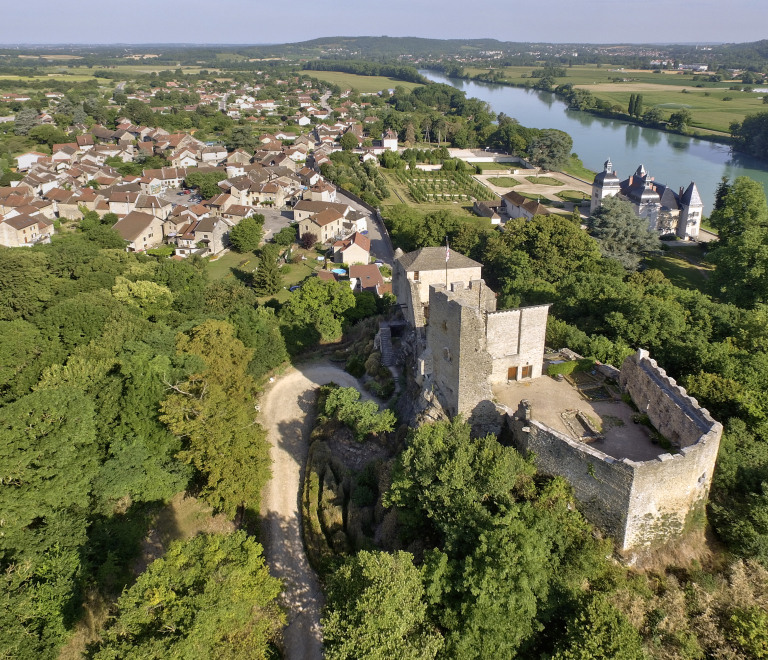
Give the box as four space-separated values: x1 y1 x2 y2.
112 210 164 252
292 200 350 223
350 264 384 295
333 231 370 264
0 213 54 247
298 208 345 243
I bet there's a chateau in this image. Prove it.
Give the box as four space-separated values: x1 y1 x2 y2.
393 247 722 552
590 159 704 240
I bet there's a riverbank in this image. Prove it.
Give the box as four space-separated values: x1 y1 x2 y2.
425 68 736 148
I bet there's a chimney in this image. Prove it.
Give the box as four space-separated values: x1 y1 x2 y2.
680 186 684 199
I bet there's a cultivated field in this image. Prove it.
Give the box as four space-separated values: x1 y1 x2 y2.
308 71 423 93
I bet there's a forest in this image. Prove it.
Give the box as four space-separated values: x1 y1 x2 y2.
0 212 382 658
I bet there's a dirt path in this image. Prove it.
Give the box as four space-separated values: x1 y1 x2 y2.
260 362 364 660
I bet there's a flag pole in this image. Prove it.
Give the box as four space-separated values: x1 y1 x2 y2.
445 236 449 287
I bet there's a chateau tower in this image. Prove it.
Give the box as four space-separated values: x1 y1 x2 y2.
678 182 704 240
590 158 621 215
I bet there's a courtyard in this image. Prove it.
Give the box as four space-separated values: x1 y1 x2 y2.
493 370 666 463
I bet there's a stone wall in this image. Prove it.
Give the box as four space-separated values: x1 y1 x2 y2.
620 349 716 450
506 349 723 551
408 266 481 303
487 305 550 384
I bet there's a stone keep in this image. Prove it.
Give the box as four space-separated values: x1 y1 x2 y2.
425 279 550 419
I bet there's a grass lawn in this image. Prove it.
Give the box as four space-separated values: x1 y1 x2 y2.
310 71 423 93
556 190 590 203
526 176 565 186
475 162 512 172
488 177 520 187
206 250 254 280
644 254 711 293
561 155 596 182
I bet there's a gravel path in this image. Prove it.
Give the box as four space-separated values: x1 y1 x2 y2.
260 362 364 660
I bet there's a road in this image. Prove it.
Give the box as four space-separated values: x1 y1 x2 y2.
260 363 366 660
335 190 394 266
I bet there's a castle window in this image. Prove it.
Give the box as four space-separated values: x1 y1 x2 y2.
443 347 451 362
413 271 420 281
442 320 448 331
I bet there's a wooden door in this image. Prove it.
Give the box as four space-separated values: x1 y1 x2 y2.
507 366 518 381
522 365 532 379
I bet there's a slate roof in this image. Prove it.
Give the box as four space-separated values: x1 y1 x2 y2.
680 182 703 207
397 247 481 272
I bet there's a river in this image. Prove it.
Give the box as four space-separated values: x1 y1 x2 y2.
420 70 768 215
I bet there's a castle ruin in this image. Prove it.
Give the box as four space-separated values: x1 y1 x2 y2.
393 247 723 551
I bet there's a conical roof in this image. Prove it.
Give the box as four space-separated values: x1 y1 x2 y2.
680 182 703 207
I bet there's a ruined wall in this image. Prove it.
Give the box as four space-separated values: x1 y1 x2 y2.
487 305 550 384
508 402 635 544
620 349 717 450
507 349 724 551
620 349 722 547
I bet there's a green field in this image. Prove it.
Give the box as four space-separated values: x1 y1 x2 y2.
488 177 519 187
462 64 764 134
561 154 596 182
526 176 565 186
644 252 712 293
206 250 253 280
475 162 512 172
556 190 590 203
309 71 423 93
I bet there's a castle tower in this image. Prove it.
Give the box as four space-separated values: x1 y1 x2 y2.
590 158 621 215
678 182 703 240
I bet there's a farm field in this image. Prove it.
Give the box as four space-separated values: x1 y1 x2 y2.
309 71 423 93
461 64 764 133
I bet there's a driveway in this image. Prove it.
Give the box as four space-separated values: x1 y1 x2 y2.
260 362 367 660
335 191 393 266
260 208 294 241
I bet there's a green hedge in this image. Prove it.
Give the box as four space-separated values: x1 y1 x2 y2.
548 358 595 376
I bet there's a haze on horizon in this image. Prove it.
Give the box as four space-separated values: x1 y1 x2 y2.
1 0 765 46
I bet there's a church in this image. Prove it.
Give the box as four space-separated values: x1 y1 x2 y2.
590 159 704 240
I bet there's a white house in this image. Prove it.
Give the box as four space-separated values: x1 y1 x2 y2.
16 152 47 171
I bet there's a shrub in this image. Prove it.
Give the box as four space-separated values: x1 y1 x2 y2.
279 264 291 274
345 354 366 378
547 358 596 377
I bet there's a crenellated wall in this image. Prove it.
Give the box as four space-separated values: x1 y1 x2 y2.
506 349 723 551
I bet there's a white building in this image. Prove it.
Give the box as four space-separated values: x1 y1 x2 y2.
590 159 703 241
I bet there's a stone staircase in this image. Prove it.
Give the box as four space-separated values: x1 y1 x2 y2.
379 323 394 366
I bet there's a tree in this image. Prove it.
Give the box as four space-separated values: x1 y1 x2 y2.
628 94 637 116
340 130 359 151
228 215 264 253
123 98 155 126
280 277 356 353
273 225 297 247
669 108 693 131
527 129 573 170
301 231 318 249
550 595 644 660
709 175 768 244
13 107 38 136
323 386 396 440
185 170 228 199
229 306 288 378
0 387 98 560
28 125 68 148
227 124 256 152
633 94 643 117
91 532 284 659
642 107 663 124
160 320 272 517
588 196 661 269
708 226 768 307
252 247 282 296
322 551 443 660
731 110 768 159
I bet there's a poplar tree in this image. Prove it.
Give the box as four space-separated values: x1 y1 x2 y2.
252 246 282 296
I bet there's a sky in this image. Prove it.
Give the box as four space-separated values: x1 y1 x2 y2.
0 0 765 45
